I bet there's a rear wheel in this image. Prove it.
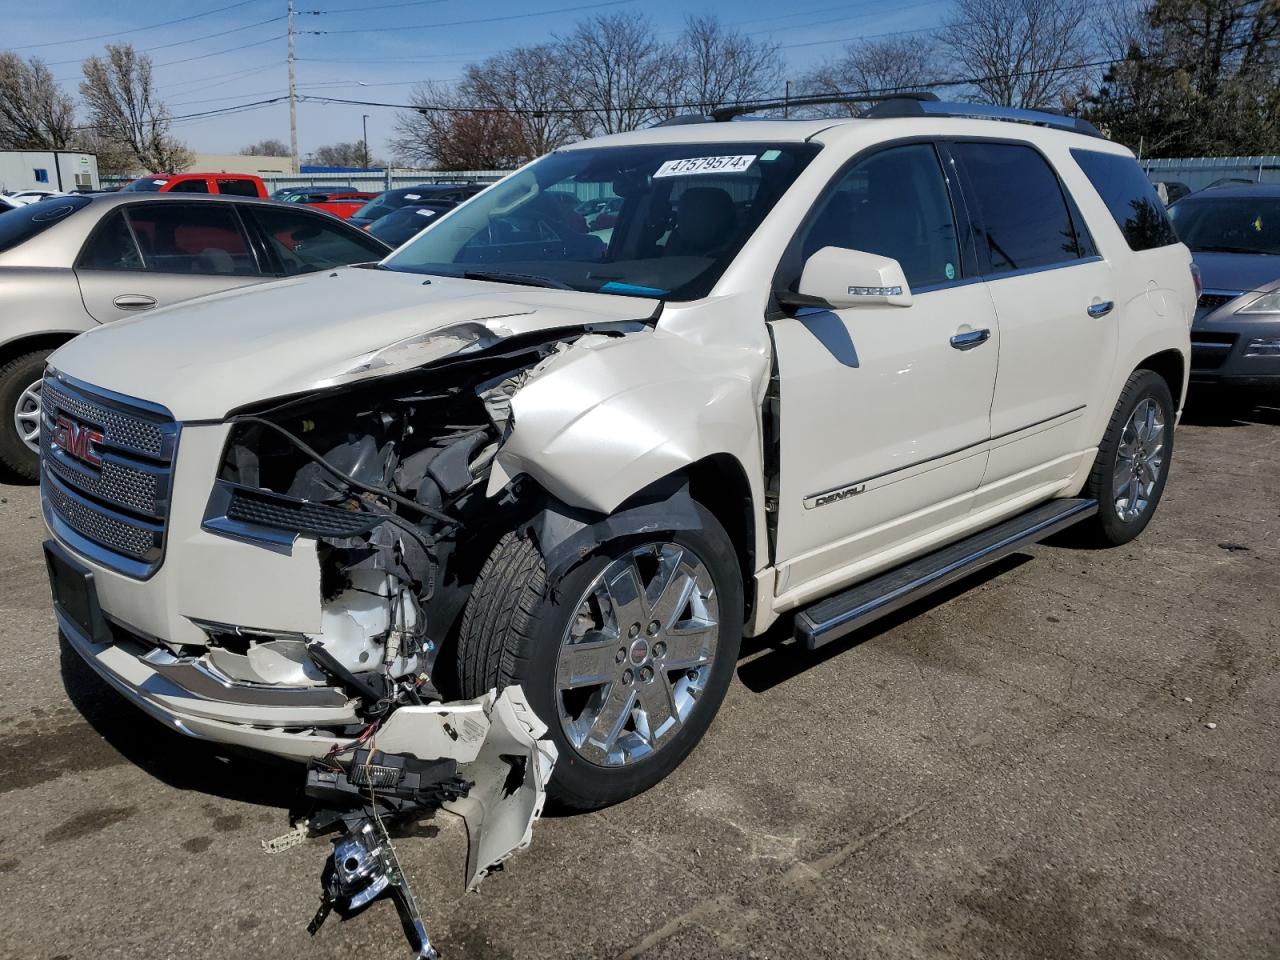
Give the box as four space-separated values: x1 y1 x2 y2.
1083 369 1175 545
457 505 742 810
0 350 51 482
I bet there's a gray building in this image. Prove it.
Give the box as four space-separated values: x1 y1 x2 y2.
0 150 99 194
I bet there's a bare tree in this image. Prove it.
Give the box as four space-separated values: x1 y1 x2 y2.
308 141 380 167
80 44 191 172
671 15 783 113
557 12 676 135
942 0 1094 108
799 36 939 116
462 44 580 155
392 83 531 169
0 54 76 150
240 138 291 156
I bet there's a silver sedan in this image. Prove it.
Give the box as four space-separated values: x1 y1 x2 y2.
0 192 391 480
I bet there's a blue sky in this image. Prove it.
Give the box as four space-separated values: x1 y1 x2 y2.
10 0 953 159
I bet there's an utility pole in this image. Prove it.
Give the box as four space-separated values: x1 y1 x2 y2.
288 0 299 174
362 114 370 170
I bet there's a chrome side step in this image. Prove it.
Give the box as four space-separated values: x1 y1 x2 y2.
794 498 1098 651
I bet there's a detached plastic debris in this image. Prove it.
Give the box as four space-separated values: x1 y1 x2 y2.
300 686 557 957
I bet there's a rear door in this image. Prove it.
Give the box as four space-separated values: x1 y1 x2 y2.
74 202 265 324
769 142 1000 595
948 141 1119 507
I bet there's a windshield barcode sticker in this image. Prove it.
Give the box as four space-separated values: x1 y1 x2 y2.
653 155 756 178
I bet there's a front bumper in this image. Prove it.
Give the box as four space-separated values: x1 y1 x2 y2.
1191 305 1280 389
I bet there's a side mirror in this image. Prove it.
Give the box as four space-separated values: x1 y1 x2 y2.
782 246 913 310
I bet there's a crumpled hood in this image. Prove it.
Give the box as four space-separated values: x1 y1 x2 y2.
49 267 656 421
1192 251 1280 294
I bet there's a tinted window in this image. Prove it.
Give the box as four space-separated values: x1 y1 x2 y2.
216 178 261 197
76 210 144 270
1072 149 1178 251
791 143 961 289
367 204 446 247
168 178 209 194
954 142 1081 273
122 177 169 192
249 207 388 275
1167 196 1280 256
0 196 90 253
125 203 256 275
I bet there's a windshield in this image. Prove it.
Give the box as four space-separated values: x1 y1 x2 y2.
383 142 821 299
0 195 91 253
122 177 170 192
1169 196 1280 255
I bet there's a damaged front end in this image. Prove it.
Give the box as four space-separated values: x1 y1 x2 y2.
192 324 640 954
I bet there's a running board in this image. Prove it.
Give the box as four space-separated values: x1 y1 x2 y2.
794 498 1097 651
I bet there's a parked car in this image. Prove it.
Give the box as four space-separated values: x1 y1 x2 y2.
272 185 358 201
39 102 1191 821
1153 179 1191 204
347 182 484 229
3 189 68 205
121 172 268 198
363 201 451 246
0 193 390 479
300 191 377 220
1168 183 1280 395
0 195 19 213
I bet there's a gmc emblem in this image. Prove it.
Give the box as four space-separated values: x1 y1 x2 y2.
50 415 104 468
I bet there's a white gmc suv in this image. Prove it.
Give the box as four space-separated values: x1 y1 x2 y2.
39 100 1193 816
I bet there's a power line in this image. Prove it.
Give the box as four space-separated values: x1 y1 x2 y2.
9 0 263 50
45 18 286 66
153 34 286 68
317 0 638 35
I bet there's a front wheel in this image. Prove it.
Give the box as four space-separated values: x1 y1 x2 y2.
456 506 743 810
0 349 51 482
1083 369 1176 545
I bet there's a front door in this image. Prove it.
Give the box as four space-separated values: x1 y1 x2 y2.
769 142 1000 600
74 202 264 324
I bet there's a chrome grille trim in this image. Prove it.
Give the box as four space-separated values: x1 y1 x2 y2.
41 371 178 579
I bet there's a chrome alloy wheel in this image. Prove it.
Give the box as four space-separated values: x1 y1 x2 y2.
556 542 720 767
13 378 42 454
1114 397 1166 523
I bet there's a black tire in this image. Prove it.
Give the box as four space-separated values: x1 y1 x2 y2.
0 349 51 483
1083 369 1175 545
457 504 743 810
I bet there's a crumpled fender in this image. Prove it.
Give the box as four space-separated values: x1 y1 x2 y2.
489 330 767 516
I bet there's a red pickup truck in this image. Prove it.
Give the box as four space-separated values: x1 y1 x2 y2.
121 173 269 197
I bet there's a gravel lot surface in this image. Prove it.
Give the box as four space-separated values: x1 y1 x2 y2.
1 401 1277 960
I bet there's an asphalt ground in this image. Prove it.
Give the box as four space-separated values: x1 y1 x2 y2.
1 399 1277 960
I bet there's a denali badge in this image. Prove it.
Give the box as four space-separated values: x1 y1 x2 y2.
803 482 867 510
50 414 104 468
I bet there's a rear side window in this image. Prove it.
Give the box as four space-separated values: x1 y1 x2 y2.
124 203 257 275
0 196 90 253
953 142 1083 273
167 178 210 194
248 206 388 275
1071 149 1178 251
216 178 261 197
76 210 144 270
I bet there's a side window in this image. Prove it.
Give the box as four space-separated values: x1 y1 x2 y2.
792 142 961 290
248 206 388 275
952 142 1082 273
167 178 209 194
1071 149 1178 251
216 178 261 198
124 203 257 275
76 211 144 271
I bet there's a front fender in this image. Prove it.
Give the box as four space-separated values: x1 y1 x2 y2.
493 331 768 516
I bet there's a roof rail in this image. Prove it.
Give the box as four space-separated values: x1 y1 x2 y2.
651 92 939 127
861 98 1104 137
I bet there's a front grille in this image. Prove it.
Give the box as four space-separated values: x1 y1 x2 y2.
1197 292 1237 313
41 373 178 578
1191 332 1238 370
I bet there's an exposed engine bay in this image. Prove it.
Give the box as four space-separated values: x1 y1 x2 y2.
193 325 643 957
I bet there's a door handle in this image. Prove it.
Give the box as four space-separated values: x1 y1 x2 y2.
1087 300 1114 318
950 328 991 351
113 294 157 310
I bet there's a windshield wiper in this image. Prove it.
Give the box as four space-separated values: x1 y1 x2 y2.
462 270 573 290
1193 245 1270 255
